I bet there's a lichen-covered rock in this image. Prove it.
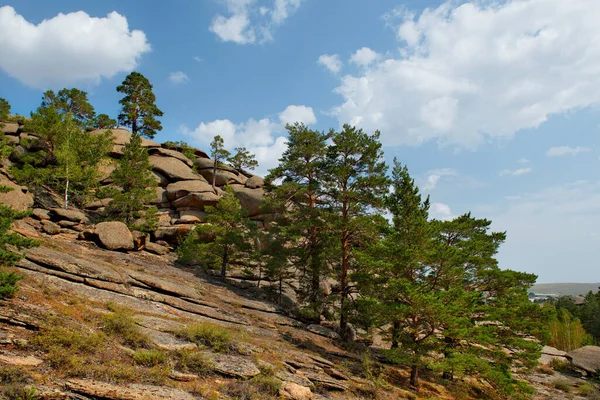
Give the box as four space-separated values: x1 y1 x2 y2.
165 180 212 201
145 242 170 255
64 379 196 400
1 122 19 135
567 346 600 375
41 220 61 235
172 192 220 208
212 354 261 378
149 155 200 181
32 208 51 220
51 208 89 224
95 221 134 251
306 324 341 340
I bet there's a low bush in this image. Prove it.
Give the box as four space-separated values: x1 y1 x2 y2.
102 303 149 348
177 349 213 375
175 323 233 353
132 349 167 367
551 378 571 392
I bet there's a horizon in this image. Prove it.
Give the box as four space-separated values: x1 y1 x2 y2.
1 0 599 283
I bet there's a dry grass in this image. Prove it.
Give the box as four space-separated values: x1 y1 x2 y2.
174 322 235 353
102 302 150 348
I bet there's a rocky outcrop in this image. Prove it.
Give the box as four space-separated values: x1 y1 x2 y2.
567 345 600 375
231 185 264 217
64 379 196 400
539 345 568 365
95 221 135 251
245 175 264 189
279 382 313 400
0 172 33 211
90 128 160 148
149 155 200 181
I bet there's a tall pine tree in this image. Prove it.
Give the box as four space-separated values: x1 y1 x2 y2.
117 72 163 139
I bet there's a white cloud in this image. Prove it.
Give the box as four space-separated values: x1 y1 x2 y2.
278 105 317 125
330 0 600 148
0 6 150 88
499 167 532 176
546 146 591 157
168 71 189 84
193 56 203 62
492 180 600 282
429 202 454 221
318 54 342 74
181 104 316 176
422 168 457 191
518 158 530 164
210 0 303 44
349 47 380 66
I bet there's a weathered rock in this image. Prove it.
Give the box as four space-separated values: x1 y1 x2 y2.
194 157 215 170
175 215 202 224
279 382 313 400
178 209 207 221
0 173 33 211
97 162 115 183
302 370 348 391
50 208 89 224
1 122 19 135
145 242 170 255
150 187 170 206
41 220 61 235
131 231 148 251
11 219 40 238
148 147 194 167
172 192 220 208
90 128 160 148
567 346 600 375
245 175 264 189
151 171 169 187
169 370 198 382
230 186 264 217
154 225 194 244
0 352 43 366
212 354 261 378
95 221 134 251
149 155 200 181
85 198 112 210
58 220 78 228
165 180 212 201
64 379 196 400
199 168 247 186
32 208 51 220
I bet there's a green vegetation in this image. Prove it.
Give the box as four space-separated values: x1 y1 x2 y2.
176 348 213 374
132 349 168 367
0 98 9 122
41 88 96 129
209 135 230 191
174 322 234 352
94 113 117 129
102 303 150 348
163 140 197 160
547 307 592 351
117 71 163 139
178 185 253 281
228 146 258 173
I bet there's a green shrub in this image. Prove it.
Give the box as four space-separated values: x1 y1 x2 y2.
132 349 167 367
177 349 213 375
250 374 282 396
33 324 106 354
0 366 29 384
0 270 23 299
577 382 600 399
1 385 39 400
175 323 232 352
552 378 571 392
102 303 149 348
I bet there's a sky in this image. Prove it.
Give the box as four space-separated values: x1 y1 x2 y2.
0 0 599 283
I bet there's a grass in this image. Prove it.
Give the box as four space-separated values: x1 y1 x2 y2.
176 349 214 375
551 378 572 392
0 366 38 400
102 302 150 348
577 382 600 399
174 322 234 353
132 349 168 367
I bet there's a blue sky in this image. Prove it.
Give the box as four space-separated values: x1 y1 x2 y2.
1 0 599 283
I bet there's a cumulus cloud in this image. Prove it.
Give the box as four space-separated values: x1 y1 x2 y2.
180 105 316 176
330 0 600 148
0 6 150 88
499 167 532 176
168 71 189 84
349 47 380 66
429 202 454 221
422 168 457 191
492 180 600 282
210 0 303 44
546 146 591 157
318 54 342 74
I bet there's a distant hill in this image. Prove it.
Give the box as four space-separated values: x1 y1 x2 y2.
531 283 600 296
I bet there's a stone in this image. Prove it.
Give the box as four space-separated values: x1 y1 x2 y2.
97 162 115 183
0 353 43 366
58 220 78 228
50 208 89 224
151 171 169 187
212 354 261 378
150 187 169 206
175 215 202 224
145 242 170 255
85 198 112 210
165 180 212 200
95 221 134 251
1 122 19 135
90 128 160 148
172 192 220 208
64 379 196 400
148 147 194 167
279 382 313 400
199 168 247 186
41 220 61 235
194 157 214 170
567 346 600 375
231 186 264 217
169 370 198 382
149 155 200 181
245 175 264 189
178 209 207 220
131 231 148 251
3 135 19 145
154 225 194 244
32 208 51 220
0 173 33 211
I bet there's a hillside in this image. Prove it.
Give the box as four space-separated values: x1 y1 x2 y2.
531 283 600 297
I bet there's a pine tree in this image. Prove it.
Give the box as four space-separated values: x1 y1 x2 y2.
209 135 230 191
0 187 38 299
41 88 96 128
324 124 389 339
0 98 9 122
117 72 163 139
94 114 117 129
228 147 258 173
178 186 253 281
265 123 331 313
102 133 157 230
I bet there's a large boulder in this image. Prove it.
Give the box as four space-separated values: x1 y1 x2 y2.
154 225 194 244
150 187 170 207
231 186 264 217
148 147 194 167
1 122 19 135
149 156 200 181
0 173 33 211
567 346 600 375
50 207 89 224
279 382 313 400
165 180 213 201
90 128 160 148
245 175 264 189
198 169 247 186
152 171 169 187
95 221 134 251
539 346 568 366
172 192 220 208
194 157 214 170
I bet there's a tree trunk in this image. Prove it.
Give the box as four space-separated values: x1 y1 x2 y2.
410 363 419 387
309 243 321 305
339 235 349 339
64 177 69 209
220 246 228 282
212 158 217 193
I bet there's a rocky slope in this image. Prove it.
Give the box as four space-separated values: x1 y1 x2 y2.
1 122 599 399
